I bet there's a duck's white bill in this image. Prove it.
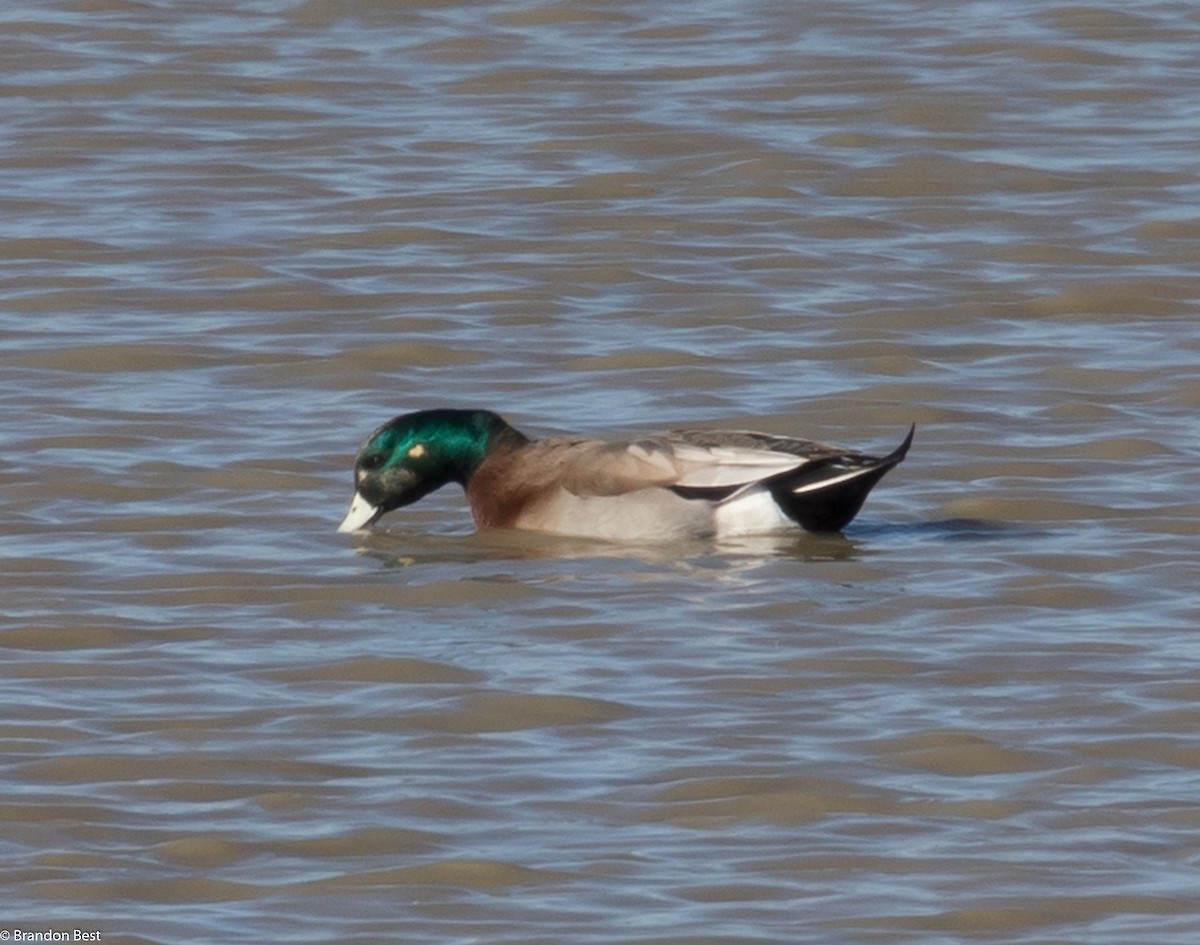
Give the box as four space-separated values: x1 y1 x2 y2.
337 492 380 533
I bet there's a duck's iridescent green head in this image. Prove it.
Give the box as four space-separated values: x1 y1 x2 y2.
337 409 510 533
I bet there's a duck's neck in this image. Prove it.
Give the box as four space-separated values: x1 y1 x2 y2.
435 410 529 485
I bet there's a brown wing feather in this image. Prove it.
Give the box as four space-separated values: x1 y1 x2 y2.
551 437 683 496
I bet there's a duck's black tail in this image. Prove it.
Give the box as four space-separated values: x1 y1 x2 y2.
769 425 914 532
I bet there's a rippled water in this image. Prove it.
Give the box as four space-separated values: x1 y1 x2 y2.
4 1 1200 943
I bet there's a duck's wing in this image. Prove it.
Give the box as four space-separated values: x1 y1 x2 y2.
668 428 849 461
543 433 808 498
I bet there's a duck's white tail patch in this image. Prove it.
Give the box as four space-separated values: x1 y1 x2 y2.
713 488 794 536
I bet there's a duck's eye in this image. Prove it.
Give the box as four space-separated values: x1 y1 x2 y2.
359 452 386 471
407 443 427 459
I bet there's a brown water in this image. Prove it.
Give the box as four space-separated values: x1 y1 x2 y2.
4 1 1200 942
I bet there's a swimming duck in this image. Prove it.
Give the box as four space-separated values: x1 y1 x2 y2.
337 409 912 542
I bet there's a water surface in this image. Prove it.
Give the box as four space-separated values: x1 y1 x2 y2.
3 1 1200 943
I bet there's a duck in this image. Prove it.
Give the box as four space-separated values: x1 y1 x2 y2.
337 408 913 542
